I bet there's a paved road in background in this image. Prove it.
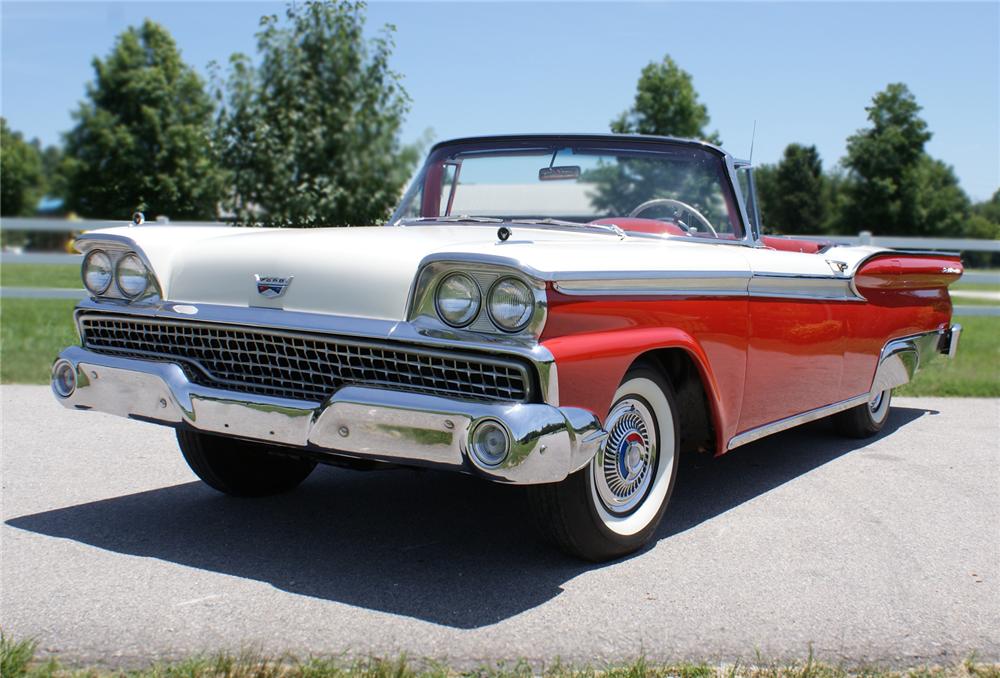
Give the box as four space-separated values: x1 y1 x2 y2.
2 387 998 668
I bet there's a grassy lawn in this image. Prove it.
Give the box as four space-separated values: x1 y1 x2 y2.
1 264 82 289
0 299 996 396
2 636 998 678
896 315 999 397
0 298 79 383
951 297 1000 307
951 282 1000 292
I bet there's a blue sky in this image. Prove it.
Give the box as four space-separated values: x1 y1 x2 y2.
2 1 998 200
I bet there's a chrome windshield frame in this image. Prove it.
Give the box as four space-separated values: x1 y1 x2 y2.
388 133 759 247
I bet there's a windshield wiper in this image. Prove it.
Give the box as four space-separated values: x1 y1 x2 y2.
394 215 504 226
509 218 627 239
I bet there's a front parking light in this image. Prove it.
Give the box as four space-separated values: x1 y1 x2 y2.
469 419 511 468
52 359 76 398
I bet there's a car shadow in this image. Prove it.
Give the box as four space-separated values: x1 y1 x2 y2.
6 406 934 629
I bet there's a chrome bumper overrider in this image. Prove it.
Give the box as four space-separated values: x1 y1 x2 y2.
52 346 607 484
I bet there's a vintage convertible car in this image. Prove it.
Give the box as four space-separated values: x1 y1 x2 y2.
52 134 962 561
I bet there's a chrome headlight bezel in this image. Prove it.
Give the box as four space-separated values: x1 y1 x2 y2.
410 259 547 339
77 238 161 305
487 276 535 333
81 249 113 295
114 252 150 298
434 272 482 328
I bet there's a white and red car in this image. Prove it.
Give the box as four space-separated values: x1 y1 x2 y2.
53 134 961 560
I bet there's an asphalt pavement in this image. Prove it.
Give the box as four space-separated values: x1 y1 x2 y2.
2 386 998 668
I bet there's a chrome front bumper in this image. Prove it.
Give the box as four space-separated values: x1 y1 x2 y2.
52 346 606 484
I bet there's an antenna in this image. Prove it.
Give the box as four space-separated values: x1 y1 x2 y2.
749 120 757 165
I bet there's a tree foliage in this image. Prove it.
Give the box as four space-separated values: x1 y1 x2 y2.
612 55 720 144
1 118 45 216
61 20 223 220
840 83 970 235
215 1 412 227
755 143 827 235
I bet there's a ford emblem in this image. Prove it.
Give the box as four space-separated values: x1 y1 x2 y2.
254 274 293 298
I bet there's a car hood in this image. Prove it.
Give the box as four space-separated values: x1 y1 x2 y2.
79 224 754 320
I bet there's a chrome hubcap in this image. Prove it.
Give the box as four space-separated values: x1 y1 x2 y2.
594 399 657 515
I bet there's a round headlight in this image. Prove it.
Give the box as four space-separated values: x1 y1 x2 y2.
488 277 534 332
435 272 481 327
82 250 113 295
115 253 149 298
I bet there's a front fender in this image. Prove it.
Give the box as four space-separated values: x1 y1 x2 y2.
541 327 737 455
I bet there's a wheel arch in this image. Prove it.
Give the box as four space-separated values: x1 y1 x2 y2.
542 328 732 455
632 347 719 459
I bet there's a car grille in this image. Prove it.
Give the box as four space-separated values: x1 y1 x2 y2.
79 314 532 403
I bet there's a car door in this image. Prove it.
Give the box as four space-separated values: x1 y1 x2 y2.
736 247 852 433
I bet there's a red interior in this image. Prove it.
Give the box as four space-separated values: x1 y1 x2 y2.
589 217 688 236
760 236 830 254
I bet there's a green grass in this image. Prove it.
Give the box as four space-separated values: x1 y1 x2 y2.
951 282 1000 292
1 264 82 289
951 297 1000 307
897 315 1000 397
1 635 997 678
0 298 79 383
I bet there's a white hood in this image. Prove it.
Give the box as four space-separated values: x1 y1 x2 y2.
80 224 756 320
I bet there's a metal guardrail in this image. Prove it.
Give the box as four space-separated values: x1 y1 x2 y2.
0 217 230 232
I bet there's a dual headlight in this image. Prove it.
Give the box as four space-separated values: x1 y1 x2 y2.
82 250 150 299
434 272 535 332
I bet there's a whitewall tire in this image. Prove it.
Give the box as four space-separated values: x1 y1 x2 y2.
833 388 893 438
528 364 680 561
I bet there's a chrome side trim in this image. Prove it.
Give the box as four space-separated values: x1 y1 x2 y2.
727 327 951 451
53 346 601 485
747 273 865 301
553 275 748 297
727 393 871 450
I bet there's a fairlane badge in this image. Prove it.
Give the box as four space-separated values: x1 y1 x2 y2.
254 274 293 298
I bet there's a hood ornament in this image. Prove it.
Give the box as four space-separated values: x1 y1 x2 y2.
254 274 293 298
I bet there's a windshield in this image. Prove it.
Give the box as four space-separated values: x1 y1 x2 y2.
392 139 745 239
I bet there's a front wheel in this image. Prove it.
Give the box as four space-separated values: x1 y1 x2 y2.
528 364 679 561
177 430 316 497
833 388 892 438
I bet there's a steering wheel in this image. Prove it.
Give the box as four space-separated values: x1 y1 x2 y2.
629 198 718 237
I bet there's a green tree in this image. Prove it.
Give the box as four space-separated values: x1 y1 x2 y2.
612 55 720 144
1 118 45 215
215 1 411 227
61 20 223 219
755 143 826 235
910 155 970 236
840 83 970 235
971 188 1000 229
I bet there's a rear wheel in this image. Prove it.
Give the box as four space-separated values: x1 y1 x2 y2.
528 364 679 561
833 388 892 438
177 430 316 497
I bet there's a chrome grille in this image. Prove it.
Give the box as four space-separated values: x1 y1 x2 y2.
79 314 532 403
